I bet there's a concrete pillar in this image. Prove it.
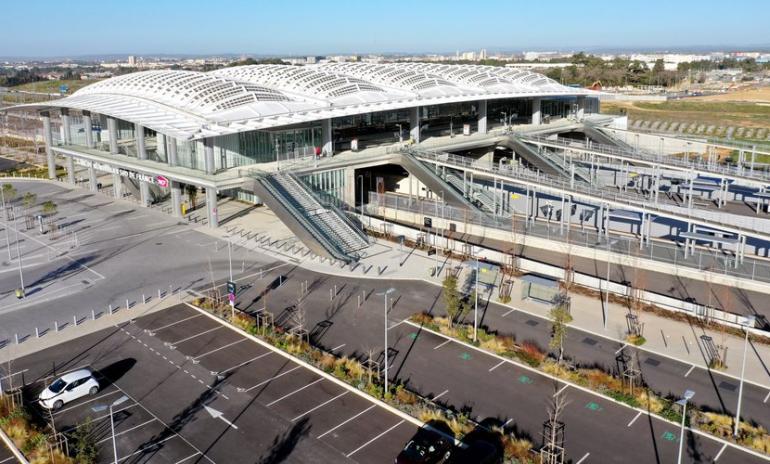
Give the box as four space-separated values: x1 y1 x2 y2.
321 118 333 156
41 112 56 179
204 138 215 174
531 98 542 126
113 173 122 199
167 136 178 167
107 117 119 154
61 109 72 144
67 157 75 184
82 111 94 148
409 107 420 143
88 164 97 192
135 124 146 159
170 181 182 218
343 167 356 206
576 97 586 121
477 100 488 134
206 187 218 228
139 182 150 207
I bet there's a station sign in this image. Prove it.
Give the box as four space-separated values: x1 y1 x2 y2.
74 159 170 186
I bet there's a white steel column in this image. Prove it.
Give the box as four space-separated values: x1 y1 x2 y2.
531 98 542 126
321 118 333 156
204 138 215 174
135 124 147 159
60 109 72 144
41 111 56 179
477 100 488 134
113 173 122 199
409 107 420 143
88 163 98 192
107 117 119 154
170 181 182 218
82 111 94 148
206 187 218 228
167 136 178 167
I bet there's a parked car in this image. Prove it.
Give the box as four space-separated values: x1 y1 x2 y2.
38 368 100 410
396 427 453 464
446 439 502 464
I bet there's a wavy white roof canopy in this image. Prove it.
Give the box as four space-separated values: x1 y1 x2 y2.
10 63 592 140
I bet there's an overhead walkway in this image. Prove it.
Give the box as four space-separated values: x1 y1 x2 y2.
582 123 634 151
499 136 593 184
250 172 369 263
399 151 479 210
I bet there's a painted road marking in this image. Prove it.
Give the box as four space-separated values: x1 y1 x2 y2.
501 308 516 317
627 411 643 427
266 378 324 407
554 384 569 396
764 391 770 404
459 352 471 361
170 326 222 346
292 391 349 422
96 418 156 444
330 344 346 352
317 405 376 439
714 443 728 461
149 314 202 332
173 452 202 464
503 418 513 427
54 389 122 415
243 366 302 393
408 332 418 340
661 431 677 442
433 339 451 350
192 339 246 360
433 390 449 401
518 375 533 384
346 420 405 458
218 351 273 375
614 344 627 355
684 365 695 378
575 452 590 464
585 402 603 412
489 360 506 372
0 368 28 381
0 456 17 463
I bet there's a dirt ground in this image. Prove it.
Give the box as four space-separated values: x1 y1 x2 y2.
691 86 770 103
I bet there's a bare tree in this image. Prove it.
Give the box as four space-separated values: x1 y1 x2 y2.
541 384 569 464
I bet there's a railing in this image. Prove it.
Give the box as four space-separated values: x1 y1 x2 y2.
367 191 770 285
405 146 770 240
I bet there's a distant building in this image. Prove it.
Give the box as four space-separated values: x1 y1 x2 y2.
127 55 136 66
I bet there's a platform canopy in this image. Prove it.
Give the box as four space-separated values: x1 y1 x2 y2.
5 63 594 141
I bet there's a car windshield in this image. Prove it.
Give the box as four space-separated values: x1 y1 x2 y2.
48 378 67 393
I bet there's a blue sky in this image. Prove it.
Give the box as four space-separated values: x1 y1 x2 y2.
2 0 769 57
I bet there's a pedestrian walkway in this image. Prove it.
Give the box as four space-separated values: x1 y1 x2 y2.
200 205 770 390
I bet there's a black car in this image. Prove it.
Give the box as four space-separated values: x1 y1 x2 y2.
447 439 502 464
396 426 454 464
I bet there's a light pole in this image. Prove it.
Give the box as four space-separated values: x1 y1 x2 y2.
358 175 364 223
11 208 24 296
735 316 756 437
376 288 396 394
474 256 479 342
676 390 695 464
603 237 618 330
92 395 129 464
1 187 10 260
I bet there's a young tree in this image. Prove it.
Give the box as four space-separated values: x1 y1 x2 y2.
41 200 57 216
22 191 36 210
442 274 462 327
1 183 17 203
549 294 573 365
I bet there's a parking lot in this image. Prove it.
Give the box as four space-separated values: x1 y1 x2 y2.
0 443 16 464
2 303 423 463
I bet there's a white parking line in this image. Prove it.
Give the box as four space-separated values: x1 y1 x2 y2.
330 344 346 352
149 314 203 332
433 339 451 350
432 390 449 401
554 384 569 396
0 369 28 381
501 308 516 317
292 391 349 422
684 365 695 377
764 391 770 404
0 456 16 463
266 378 324 407
489 360 506 372
54 389 121 415
97 418 156 444
170 326 222 346
193 339 246 360
575 452 590 464
614 344 627 355
714 443 728 461
243 366 302 393
69 404 140 430
317 405 376 439
627 411 643 427
173 452 202 464
346 420 405 458
116 435 178 463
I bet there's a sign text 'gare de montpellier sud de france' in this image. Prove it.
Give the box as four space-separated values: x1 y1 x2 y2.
75 159 169 188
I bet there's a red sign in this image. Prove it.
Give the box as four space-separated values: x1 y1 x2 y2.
228 294 235 303
155 175 169 188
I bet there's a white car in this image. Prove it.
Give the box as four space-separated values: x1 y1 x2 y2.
39 368 100 410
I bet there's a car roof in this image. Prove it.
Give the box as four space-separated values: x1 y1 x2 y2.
58 368 94 382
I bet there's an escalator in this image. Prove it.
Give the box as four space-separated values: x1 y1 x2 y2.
399 151 479 210
582 124 634 151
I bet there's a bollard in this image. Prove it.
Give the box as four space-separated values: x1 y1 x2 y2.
158 288 162 300
91 309 96 321
330 288 333 301
35 327 39 338
142 294 146 304
169 285 173 297
15 334 19 344
73 315 78 326
109 304 113 315
55 321 59 332
334 284 337 296
362 290 366 302
126 299 130 310
357 295 361 308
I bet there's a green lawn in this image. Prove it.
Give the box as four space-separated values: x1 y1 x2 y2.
10 79 97 95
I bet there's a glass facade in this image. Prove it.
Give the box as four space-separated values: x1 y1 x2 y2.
420 102 479 137
333 109 411 151
301 168 346 205
487 99 533 129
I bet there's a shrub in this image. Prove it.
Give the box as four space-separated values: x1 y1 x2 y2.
517 341 546 367
627 334 646 346
395 385 418 406
411 312 433 325
502 434 534 462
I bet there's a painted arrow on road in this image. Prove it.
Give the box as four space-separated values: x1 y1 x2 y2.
204 405 238 430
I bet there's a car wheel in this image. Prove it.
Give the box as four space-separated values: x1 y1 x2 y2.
53 400 63 410
89 386 99 395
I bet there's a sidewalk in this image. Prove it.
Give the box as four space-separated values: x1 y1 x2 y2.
201 206 770 390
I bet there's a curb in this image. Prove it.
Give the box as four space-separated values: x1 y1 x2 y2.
0 425 29 464
404 319 770 463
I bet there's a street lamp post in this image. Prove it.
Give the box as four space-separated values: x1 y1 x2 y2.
92 395 129 464
603 237 618 330
13 208 24 296
358 175 364 223
377 288 396 394
1 187 10 260
474 256 479 342
735 316 756 437
676 390 695 464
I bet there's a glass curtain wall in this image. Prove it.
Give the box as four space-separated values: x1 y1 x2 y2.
487 99 533 130
333 109 410 151
420 102 478 138
301 168 346 205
